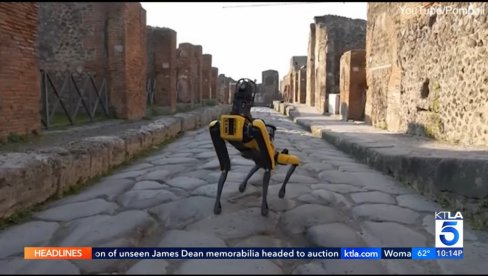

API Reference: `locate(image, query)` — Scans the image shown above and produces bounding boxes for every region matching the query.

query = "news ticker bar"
[24,247,464,260]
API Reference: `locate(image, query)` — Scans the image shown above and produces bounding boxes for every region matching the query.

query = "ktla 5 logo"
[435,211,463,248]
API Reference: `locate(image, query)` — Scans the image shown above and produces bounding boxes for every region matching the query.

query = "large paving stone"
[138,170,171,182]
[0,221,59,258]
[312,183,366,193]
[321,259,389,274]
[106,170,147,180]
[126,260,168,274]
[53,179,134,205]
[132,181,168,190]
[271,173,318,184]
[164,176,209,191]
[352,204,420,224]
[306,223,367,247]
[159,230,226,247]
[437,241,488,274]
[149,196,215,228]
[199,159,221,170]
[192,181,258,198]
[292,262,327,274]
[361,221,428,247]
[317,171,362,185]
[57,210,157,246]
[350,191,396,205]
[279,204,344,235]
[268,184,311,199]
[120,163,154,172]
[231,157,256,166]
[175,259,283,274]
[195,152,217,159]
[396,194,441,212]
[348,172,414,194]
[117,190,177,209]
[186,208,279,240]
[240,197,298,213]
[338,163,374,173]
[151,157,199,165]
[71,237,131,273]
[0,259,80,274]
[234,235,291,247]
[300,189,354,209]
[33,199,118,221]
[301,163,335,173]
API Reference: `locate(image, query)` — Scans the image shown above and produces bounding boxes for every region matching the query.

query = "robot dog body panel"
[209,78,300,216]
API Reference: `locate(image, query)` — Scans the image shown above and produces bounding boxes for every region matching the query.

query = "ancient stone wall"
[39,2,148,120]
[258,70,279,106]
[201,54,212,100]
[311,15,366,114]
[0,3,41,141]
[366,2,488,146]
[146,27,177,112]
[340,50,366,121]
[290,56,307,103]
[211,67,218,100]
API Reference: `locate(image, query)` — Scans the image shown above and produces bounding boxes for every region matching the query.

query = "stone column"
[306,23,316,106]
[147,27,177,112]
[314,23,327,114]
[298,67,307,104]
[193,45,202,104]
[201,54,212,100]
[176,43,194,104]
[211,67,218,100]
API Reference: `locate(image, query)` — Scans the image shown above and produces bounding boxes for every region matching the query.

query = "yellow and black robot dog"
[209,78,300,216]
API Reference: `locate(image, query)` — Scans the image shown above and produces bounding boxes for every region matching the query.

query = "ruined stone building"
[282,56,307,104]
[0,2,227,142]
[307,15,366,114]
[255,70,279,107]
[366,2,488,146]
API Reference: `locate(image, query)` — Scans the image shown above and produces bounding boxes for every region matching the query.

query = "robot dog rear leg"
[279,165,297,198]
[239,164,260,193]
[209,121,231,215]
[261,169,271,216]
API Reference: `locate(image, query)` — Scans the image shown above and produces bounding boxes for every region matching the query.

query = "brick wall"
[147,26,177,112]
[0,3,41,141]
[340,50,366,121]
[107,3,147,120]
[366,2,488,146]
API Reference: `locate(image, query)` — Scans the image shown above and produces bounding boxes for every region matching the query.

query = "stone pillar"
[107,3,147,120]
[193,45,202,104]
[176,43,194,104]
[315,23,327,114]
[211,67,218,100]
[147,27,177,112]
[294,72,299,103]
[0,3,41,141]
[229,82,236,104]
[340,50,366,121]
[201,54,212,100]
[306,23,316,106]
[298,67,307,104]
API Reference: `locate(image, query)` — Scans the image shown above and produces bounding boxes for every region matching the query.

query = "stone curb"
[273,101,488,225]
[0,105,231,219]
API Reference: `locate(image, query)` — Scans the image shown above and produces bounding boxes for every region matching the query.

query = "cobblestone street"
[1,107,487,274]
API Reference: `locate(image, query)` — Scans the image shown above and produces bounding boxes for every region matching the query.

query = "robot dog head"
[231,78,256,118]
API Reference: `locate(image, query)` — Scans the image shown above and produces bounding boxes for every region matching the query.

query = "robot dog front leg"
[239,164,259,193]
[209,120,231,215]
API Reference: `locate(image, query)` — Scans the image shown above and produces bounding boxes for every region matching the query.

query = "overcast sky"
[141,2,367,82]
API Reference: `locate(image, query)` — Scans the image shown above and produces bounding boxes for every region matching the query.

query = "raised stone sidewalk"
[273,101,488,229]
[0,105,231,220]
